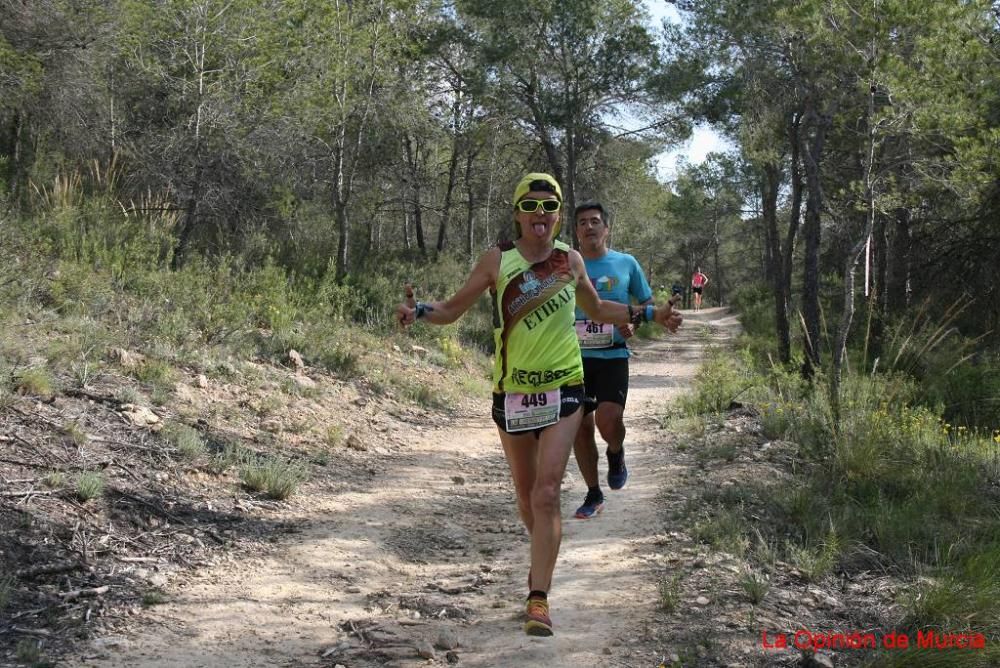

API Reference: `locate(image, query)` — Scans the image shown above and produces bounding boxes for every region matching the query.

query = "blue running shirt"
[574,250,653,359]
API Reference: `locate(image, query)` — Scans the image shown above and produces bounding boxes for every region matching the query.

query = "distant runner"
[691,266,709,311]
[396,173,682,638]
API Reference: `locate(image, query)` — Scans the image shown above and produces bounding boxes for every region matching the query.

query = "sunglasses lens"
[517,199,559,213]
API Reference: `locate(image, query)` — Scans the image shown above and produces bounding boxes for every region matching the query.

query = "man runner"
[572,201,653,519]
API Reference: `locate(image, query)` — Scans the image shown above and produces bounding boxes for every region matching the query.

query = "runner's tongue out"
[533,222,548,237]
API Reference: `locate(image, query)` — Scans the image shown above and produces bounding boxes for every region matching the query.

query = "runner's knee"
[530,481,561,515]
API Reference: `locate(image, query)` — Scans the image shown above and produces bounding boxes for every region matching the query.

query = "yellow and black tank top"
[491,240,584,394]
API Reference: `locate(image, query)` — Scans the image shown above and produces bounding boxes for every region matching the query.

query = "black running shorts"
[582,357,629,415]
[492,384,588,436]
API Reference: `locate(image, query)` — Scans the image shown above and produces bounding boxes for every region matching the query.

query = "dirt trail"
[74,308,735,668]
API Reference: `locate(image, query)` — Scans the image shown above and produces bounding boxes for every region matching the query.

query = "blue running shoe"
[607,448,628,490]
[574,489,604,519]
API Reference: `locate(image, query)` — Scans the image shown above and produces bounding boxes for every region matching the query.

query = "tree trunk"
[403,134,426,255]
[832,83,877,408]
[800,101,829,377]
[761,163,791,363]
[886,207,911,314]
[437,97,462,254]
[334,199,349,280]
[868,211,889,362]
[464,150,476,258]
[565,128,578,248]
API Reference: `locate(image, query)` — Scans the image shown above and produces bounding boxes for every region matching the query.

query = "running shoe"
[574,489,605,519]
[524,596,553,636]
[607,447,628,490]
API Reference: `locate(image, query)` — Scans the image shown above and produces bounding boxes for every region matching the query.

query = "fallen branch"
[16,561,83,578]
[59,585,109,600]
[110,489,227,545]
[63,388,121,406]
[0,489,60,498]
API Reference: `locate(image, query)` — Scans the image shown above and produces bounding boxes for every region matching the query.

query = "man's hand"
[617,323,636,339]
[654,297,683,333]
[396,283,418,327]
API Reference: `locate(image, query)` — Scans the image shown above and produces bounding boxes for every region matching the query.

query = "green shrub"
[787,534,839,582]
[0,385,14,409]
[658,573,682,612]
[692,507,749,556]
[0,573,14,612]
[208,441,253,474]
[15,638,49,667]
[739,568,770,604]
[324,424,345,448]
[678,352,755,415]
[164,423,207,460]
[75,471,104,502]
[133,358,176,385]
[239,455,307,500]
[141,589,168,606]
[14,367,54,397]
[42,471,66,488]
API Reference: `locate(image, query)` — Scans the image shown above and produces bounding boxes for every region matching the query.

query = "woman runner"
[396,173,681,637]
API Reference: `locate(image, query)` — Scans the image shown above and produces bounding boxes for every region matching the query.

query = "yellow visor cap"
[512,172,563,239]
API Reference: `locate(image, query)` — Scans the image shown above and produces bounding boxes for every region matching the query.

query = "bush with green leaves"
[678,351,756,415]
[0,573,14,612]
[14,367,54,397]
[75,471,104,502]
[164,423,207,460]
[239,455,308,500]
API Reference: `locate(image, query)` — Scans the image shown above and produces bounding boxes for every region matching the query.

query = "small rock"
[693,558,707,568]
[288,349,305,371]
[803,652,835,668]
[392,344,401,352]
[436,628,460,650]
[173,383,197,403]
[120,404,160,427]
[108,348,146,370]
[603,647,612,655]
[149,573,168,587]
[345,586,361,594]
[91,636,130,650]
[823,596,840,608]
[446,650,459,664]
[800,596,816,606]
[695,596,711,606]
[345,434,367,451]
[195,374,209,388]
[353,396,368,407]
[415,640,435,659]
[451,476,466,485]
[410,345,429,357]
[669,653,680,664]
[291,374,317,389]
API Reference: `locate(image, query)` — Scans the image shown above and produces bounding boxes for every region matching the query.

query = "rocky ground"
[3,309,906,667]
